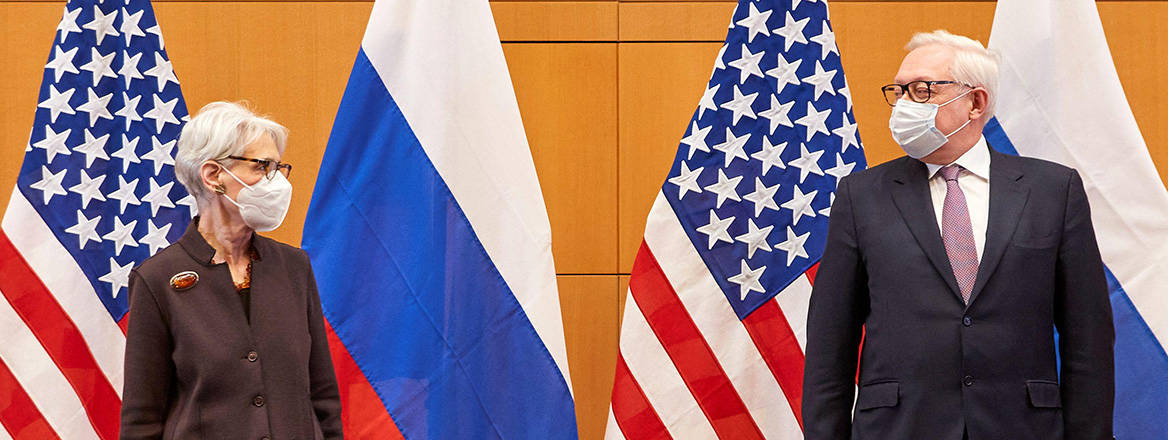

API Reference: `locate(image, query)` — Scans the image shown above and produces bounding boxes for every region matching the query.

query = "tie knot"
[940,165,962,181]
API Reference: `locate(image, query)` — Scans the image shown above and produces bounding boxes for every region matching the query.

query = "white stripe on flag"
[619,290,718,438]
[604,406,626,440]
[643,192,803,438]
[359,0,571,389]
[775,275,813,352]
[1,190,126,396]
[0,420,12,440]
[0,286,100,440]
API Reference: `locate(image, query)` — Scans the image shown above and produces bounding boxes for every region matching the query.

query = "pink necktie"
[940,165,979,304]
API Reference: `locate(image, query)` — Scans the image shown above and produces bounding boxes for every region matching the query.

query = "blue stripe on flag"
[302,49,576,440]
[1105,266,1168,439]
[985,117,1168,439]
[983,117,1018,155]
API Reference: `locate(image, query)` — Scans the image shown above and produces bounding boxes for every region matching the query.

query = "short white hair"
[906,30,1000,119]
[175,101,288,201]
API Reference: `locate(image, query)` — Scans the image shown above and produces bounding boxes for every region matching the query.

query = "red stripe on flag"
[117,314,128,336]
[610,353,672,440]
[856,328,865,385]
[324,320,404,440]
[629,242,765,439]
[804,263,820,286]
[0,230,120,440]
[741,299,805,429]
[0,357,59,439]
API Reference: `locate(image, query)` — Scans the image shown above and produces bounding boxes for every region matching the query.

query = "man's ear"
[199,161,223,194]
[969,88,990,120]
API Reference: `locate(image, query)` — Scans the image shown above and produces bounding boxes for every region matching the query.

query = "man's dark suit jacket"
[802,147,1114,440]
[120,219,342,439]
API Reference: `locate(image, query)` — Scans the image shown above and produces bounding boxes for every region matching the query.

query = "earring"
[213,184,227,194]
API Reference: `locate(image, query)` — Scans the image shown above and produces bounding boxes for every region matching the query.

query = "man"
[802,30,1114,440]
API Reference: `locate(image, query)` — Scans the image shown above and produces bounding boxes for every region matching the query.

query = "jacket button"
[247,351,258,362]
[253,395,265,407]
[962,316,972,327]
[963,375,974,387]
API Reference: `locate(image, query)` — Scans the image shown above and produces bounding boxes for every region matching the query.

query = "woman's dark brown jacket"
[119,220,342,439]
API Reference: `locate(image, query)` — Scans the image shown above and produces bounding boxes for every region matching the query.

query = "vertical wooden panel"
[618,274,630,325]
[0,3,60,217]
[1099,2,1168,188]
[617,42,720,272]
[505,43,619,274]
[558,275,620,440]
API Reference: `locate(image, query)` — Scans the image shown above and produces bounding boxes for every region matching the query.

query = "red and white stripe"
[607,193,812,440]
[0,190,125,439]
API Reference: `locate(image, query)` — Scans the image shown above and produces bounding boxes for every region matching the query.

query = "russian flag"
[300,1,578,438]
[986,1,1168,438]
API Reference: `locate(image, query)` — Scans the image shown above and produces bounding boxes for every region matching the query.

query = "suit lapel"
[888,158,963,301]
[966,151,1029,307]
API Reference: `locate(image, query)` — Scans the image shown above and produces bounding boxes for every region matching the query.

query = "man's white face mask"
[217,164,293,232]
[888,88,974,159]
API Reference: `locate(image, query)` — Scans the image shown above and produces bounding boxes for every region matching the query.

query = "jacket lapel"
[966,151,1029,307]
[888,158,963,301]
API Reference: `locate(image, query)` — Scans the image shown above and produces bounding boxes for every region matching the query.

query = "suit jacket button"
[963,375,974,387]
[962,316,972,327]
[247,351,258,362]
[253,395,265,407]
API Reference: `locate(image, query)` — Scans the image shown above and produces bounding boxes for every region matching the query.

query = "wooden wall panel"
[1099,2,1168,189]
[493,1,617,41]
[558,275,620,440]
[505,43,619,274]
[0,3,63,218]
[619,2,734,41]
[617,42,721,271]
[618,274,630,324]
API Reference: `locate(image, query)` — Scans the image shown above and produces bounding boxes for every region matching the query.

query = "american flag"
[0,0,190,437]
[605,0,865,438]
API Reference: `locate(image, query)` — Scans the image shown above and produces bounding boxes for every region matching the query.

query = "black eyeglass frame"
[881,80,974,106]
[221,155,293,180]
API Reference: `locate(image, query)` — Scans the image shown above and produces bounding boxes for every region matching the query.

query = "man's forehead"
[895,44,956,82]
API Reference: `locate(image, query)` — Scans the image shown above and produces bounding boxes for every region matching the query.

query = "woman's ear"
[969,88,990,120]
[199,161,223,194]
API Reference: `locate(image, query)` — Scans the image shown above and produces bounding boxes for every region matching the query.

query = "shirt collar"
[926,136,990,180]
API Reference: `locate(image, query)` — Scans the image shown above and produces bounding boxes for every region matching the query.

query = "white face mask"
[217,164,292,232]
[888,89,974,159]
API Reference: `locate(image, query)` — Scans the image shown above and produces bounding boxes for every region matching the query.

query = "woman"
[120,102,342,439]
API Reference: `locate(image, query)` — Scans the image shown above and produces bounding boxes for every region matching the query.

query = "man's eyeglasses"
[223,155,292,180]
[881,80,973,106]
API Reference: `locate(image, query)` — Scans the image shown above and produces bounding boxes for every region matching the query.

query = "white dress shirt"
[926,136,990,262]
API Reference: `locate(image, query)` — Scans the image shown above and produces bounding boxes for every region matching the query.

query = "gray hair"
[174,101,288,201]
[906,30,1000,119]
